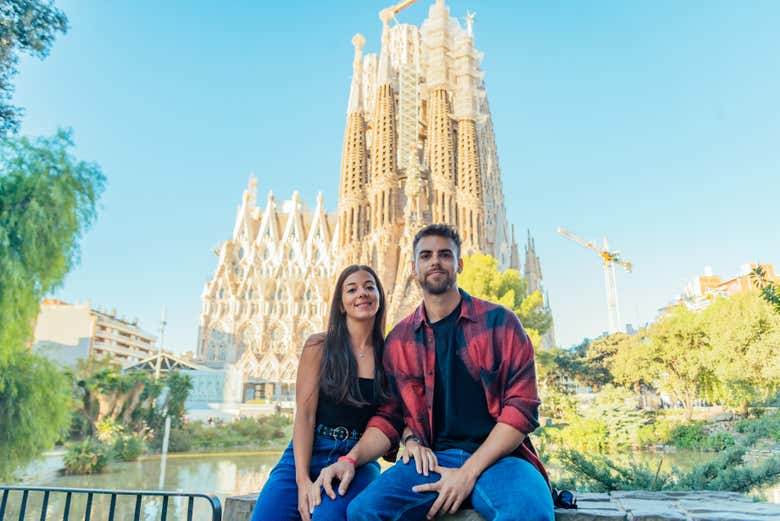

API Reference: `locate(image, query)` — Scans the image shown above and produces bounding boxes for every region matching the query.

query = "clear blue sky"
[14,1,780,351]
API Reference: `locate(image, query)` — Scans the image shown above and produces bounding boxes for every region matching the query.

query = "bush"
[64,439,110,474]
[703,431,735,451]
[734,411,780,442]
[166,427,193,453]
[669,423,707,449]
[112,435,143,461]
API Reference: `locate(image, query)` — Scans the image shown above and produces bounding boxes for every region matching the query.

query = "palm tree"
[749,265,768,289]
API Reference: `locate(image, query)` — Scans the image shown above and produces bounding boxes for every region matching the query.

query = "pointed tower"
[524,230,556,349]
[524,230,542,294]
[337,34,369,264]
[453,15,484,254]
[423,0,457,225]
[366,10,401,284]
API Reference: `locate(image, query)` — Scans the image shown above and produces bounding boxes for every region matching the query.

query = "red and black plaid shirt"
[367,289,549,485]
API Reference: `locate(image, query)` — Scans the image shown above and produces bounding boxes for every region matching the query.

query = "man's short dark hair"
[413,224,462,258]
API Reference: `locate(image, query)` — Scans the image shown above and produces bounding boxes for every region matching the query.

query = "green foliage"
[459,253,551,347]
[0,348,71,479]
[557,443,780,493]
[702,292,780,410]
[164,427,193,453]
[112,434,143,462]
[167,414,293,452]
[761,283,780,314]
[703,431,735,451]
[669,423,707,449]
[95,418,123,444]
[542,385,649,452]
[0,130,105,349]
[164,371,192,427]
[63,438,110,474]
[555,449,673,492]
[0,0,68,134]
[734,411,780,442]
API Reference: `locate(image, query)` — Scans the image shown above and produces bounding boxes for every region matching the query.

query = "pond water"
[7,448,778,520]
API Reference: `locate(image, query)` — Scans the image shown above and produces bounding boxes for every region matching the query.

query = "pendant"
[358,352,365,358]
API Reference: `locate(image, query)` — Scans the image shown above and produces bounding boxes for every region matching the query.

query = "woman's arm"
[292,333,325,487]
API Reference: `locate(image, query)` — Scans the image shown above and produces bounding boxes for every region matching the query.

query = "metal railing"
[0,486,222,521]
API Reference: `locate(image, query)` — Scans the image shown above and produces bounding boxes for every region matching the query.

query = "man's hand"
[296,479,313,521]
[401,439,438,476]
[309,459,355,510]
[412,465,477,519]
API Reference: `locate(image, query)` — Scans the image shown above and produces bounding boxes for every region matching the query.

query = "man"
[313,224,554,521]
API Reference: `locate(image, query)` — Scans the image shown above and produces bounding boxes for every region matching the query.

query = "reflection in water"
[9,449,778,519]
[12,452,281,520]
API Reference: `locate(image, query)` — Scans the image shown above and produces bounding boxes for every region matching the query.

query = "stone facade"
[197,0,559,400]
[197,181,337,402]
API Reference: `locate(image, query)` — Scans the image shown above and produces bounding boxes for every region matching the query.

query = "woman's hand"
[309,458,356,509]
[297,479,313,521]
[401,438,438,476]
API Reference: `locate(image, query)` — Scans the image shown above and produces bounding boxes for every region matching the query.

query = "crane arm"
[616,260,633,273]
[381,0,421,23]
[557,227,604,256]
[387,0,420,15]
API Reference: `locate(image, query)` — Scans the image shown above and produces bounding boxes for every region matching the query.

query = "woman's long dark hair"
[319,265,391,407]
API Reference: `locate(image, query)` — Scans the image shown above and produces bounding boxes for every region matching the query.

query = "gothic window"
[248,289,254,300]
[219,288,225,299]
[238,247,244,259]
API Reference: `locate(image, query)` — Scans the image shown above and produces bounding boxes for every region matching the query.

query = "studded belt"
[315,423,363,441]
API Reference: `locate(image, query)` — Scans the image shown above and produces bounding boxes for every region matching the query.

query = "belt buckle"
[333,426,349,441]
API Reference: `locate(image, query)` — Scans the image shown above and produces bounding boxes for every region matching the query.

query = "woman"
[251,265,390,521]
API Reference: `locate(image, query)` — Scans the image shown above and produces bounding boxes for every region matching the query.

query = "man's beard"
[420,271,455,295]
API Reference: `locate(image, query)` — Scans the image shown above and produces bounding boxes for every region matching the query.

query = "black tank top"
[315,378,377,431]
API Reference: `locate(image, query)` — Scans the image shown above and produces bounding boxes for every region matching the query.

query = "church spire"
[369,9,398,233]
[337,34,369,259]
[454,16,483,253]
[424,0,456,226]
[347,34,365,113]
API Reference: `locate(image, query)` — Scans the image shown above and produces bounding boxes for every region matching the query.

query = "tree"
[0,347,72,479]
[459,253,552,347]
[621,307,715,420]
[702,291,780,412]
[749,265,768,290]
[0,129,104,349]
[0,130,104,477]
[0,0,68,134]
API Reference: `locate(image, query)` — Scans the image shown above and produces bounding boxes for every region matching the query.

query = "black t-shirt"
[430,301,496,453]
[315,377,377,431]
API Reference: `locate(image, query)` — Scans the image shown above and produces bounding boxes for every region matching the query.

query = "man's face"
[412,235,463,295]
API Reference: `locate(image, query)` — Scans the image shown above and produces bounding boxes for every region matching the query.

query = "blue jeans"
[251,435,380,521]
[346,449,554,521]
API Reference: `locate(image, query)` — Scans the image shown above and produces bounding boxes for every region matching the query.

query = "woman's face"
[341,270,380,321]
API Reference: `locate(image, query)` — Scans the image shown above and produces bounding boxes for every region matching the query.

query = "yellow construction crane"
[380,0,422,23]
[557,227,633,334]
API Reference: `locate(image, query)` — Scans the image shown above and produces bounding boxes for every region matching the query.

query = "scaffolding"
[398,62,420,172]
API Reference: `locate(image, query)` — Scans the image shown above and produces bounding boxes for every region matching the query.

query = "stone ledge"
[224,490,780,521]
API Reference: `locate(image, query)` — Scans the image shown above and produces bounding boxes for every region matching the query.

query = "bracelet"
[338,455,356,466]
[403,434,421,446]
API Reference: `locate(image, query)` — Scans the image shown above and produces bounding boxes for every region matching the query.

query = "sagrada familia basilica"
[196,0,554,405]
